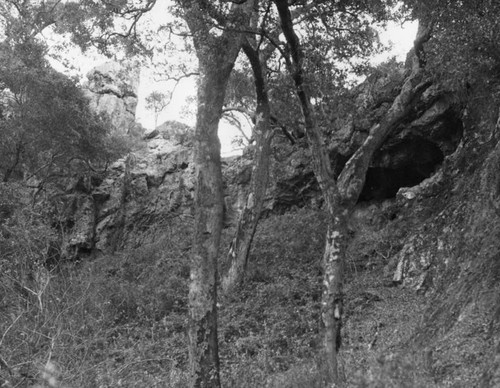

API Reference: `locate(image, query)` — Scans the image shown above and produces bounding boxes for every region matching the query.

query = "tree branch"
[337,19,435,208]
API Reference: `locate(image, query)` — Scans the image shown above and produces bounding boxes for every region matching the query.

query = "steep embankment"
[339,87,500,386]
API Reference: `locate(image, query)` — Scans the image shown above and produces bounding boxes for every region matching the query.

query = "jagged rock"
[93,137,195,251]
[60,133,195,256]
[83,61,140,134]
[143,128,160,139]
[62,60,468,254]
[60,194,96,258]
[224,142,320,215]
[396,169,445,202]
[349,76,462,201]
[156,120,194,145]
[329,62,407,156]
[392,235,432,289]
[59,61,142,258]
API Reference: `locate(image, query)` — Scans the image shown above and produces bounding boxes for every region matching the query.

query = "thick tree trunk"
[221,39,273,294]
[188,61,226,388]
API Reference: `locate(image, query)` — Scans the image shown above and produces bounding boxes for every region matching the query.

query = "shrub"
[0,199,191,387]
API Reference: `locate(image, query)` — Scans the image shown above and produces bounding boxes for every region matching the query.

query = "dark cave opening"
[358,136,446,202]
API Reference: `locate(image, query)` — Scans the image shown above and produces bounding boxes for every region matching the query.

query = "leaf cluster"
[404,0,500,88]
[0,39,126,185]
[53,0,156,57]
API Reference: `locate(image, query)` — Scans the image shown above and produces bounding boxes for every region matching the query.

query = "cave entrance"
[359,136,446,202]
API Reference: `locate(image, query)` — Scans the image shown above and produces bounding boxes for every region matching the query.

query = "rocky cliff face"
[62,59,467,259]
[83,61,140,135]
[61,126,195,258]
[343,83,500,385]
[57,53,500,385]
[226,63,464,214]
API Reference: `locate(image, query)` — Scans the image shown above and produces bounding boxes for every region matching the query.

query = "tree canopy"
[0,1,128,185]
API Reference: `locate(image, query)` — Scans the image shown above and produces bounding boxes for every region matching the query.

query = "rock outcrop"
[62,59,465,256]
[84,61,140,135]
[94,134,194,251]
[61,131,195,258]
[228,64,464,213]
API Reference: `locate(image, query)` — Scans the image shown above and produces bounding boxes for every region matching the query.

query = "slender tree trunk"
[337,20,434,208]
[274,1,346,383]
[275,5,434,383]
[176,2,256,386]
[221,39,273,294]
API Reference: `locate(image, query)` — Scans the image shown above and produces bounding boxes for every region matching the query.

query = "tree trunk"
[221,39,273,294]
[275,6,435,383]
[337,20,434,208]
[274,1,346,384]
[188,61,226,387]
[176,2,256,386]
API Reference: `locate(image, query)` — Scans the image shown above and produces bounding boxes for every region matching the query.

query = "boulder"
[83,61,140,135]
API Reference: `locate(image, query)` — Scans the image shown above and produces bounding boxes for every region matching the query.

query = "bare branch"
[153,71,199,84]
[222,111,252,143]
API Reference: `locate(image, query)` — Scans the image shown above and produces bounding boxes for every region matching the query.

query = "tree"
[221,37,275,294]
[9,1,253,384]
[0,6,123,187]
[273,0,433,383]
[220,0,284,294]
[221,0,390,293]
[145,90,169,128]
[402,0,500,88]
[170,2,256,386]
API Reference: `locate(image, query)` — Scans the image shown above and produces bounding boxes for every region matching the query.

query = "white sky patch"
[136,73,197,128]
[372,20,418,64]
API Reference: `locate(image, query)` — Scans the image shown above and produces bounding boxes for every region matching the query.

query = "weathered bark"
[175,2,256,387]
[188,62,226,388]
[221,38,274,294]
[274,1,346,383]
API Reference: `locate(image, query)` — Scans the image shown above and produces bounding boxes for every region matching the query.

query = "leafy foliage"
[0,39,128,184]
[403,0,500,88]
[0,214,191,387]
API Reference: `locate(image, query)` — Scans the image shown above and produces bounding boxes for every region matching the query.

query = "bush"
[0,201,191,387]
[219,208,326,385]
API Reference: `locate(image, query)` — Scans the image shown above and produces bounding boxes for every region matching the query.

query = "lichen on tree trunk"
[320,216,348,383]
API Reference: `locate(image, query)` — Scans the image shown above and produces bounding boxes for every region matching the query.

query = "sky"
[47,13,418,156]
